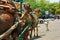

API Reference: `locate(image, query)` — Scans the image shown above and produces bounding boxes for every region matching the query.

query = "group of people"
[0,0,41,40]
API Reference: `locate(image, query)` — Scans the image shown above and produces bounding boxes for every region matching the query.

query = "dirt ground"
[32,19,60,40]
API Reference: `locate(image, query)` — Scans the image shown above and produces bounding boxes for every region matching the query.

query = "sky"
[36,0,60,3]
[50,0,60,3]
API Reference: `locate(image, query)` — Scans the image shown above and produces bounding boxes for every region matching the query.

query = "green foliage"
[55,8,60,14]
[23,0,60,15]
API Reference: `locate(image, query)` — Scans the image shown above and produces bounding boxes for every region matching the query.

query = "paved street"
[33,19,60,40]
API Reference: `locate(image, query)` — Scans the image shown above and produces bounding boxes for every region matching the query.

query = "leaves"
[23,0,60,15]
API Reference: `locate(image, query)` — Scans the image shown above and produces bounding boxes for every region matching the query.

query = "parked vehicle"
[40,14,54,19]
[38,19,44,24]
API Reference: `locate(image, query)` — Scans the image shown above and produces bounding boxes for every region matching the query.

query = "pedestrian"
[45,20,49,31]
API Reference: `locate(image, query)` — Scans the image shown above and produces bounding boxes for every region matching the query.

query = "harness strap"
[0,5,14,9]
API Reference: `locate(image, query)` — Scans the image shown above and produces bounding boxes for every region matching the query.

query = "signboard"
[45,11,49,15]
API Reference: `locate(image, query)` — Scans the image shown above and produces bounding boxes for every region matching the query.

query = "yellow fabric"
[13,2,20,9]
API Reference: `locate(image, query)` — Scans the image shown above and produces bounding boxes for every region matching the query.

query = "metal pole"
[20,2,23,14]
[19,0,23,14]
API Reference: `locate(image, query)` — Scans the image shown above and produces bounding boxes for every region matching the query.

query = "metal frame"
[14,0,23,13]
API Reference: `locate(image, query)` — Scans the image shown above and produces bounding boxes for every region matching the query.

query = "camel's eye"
[2,1,6,4]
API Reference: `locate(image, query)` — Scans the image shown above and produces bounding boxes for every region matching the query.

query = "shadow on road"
[32,36,41,40]
[32,34,46,40]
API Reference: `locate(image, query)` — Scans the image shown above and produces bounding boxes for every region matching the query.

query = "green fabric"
[13,0,23,2]
[18,36,23,40]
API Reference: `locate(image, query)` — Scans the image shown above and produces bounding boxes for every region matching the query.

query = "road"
[32,19,60,40]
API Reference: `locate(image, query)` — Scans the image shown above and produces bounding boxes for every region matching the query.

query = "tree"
[36,0,50,14]
[23,0,60,15]
[23,0,37,9]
